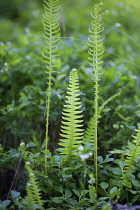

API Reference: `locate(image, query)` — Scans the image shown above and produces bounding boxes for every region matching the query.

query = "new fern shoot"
[59,69,84,164]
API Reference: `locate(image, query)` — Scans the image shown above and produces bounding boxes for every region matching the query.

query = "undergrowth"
[0,0,140,209]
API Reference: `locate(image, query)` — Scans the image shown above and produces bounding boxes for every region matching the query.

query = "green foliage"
[123,125,140,174]
[59,69,84,163]
[101,203,111,210]
[1,0,140,209]
[117,124,140,201]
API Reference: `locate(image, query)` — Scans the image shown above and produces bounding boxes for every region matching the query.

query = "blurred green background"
[0,0,140,154]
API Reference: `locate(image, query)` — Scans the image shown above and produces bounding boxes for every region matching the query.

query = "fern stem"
[68,77,75,164]
[94,76,98,192]
[45,73,52,173]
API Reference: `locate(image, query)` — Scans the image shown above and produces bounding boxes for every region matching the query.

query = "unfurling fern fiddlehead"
[42,0,60,172]
[117,124,140,201]
[59,69,84,164]
[87,2,109,192]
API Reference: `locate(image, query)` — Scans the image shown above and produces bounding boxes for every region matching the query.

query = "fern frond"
[25,183,36,209]
[84,91,121,147]
[117,124,140,201]
[25,162,44,210]
[42,0,61,172]
[88,3,108,80]
[42,0,60,73]
[123,129,140,173]
[59,69,84,163]
[84,115,96,147]
[87,2,108,192]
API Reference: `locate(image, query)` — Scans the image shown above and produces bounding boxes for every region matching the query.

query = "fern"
[84,114,96,149]
[42,0,60,172]
[20,144,44,209]
[25,162,44,210]
[59,69,84,164]
[117,124,140,201]
[87,2,108,192]
[84,91,121,147]
[25,183,35,208]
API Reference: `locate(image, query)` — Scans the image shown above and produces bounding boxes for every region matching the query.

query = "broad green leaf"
[98,186,108,197]
[2,200,11,207]
[72,189,80,198]
[100,182,109,190]
[11,190,20,199]
[89,185,96,202]
[98,156,103,163]
[51,197,62,203]
[65,190,72,198]
[123,180,131,188]
[109,187,118,199]
[88,178,95,185]
[81,190,89,197]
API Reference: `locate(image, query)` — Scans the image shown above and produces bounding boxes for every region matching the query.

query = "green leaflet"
[117,124,140,200]
[59,69,84,163]
[42,0,60,172]
[87,2,108,193]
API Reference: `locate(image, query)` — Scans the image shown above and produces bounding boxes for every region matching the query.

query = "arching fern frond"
[117,124,140,201]
[59,69,84,164]
[42,0,61,172]
[84,91,121,149]
[87,2,108,192]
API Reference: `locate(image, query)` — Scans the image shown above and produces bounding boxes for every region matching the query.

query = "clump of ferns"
[117,124,140,202]
[59,69,84,165]
[87,2,109,192]
[42,0,61,172]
